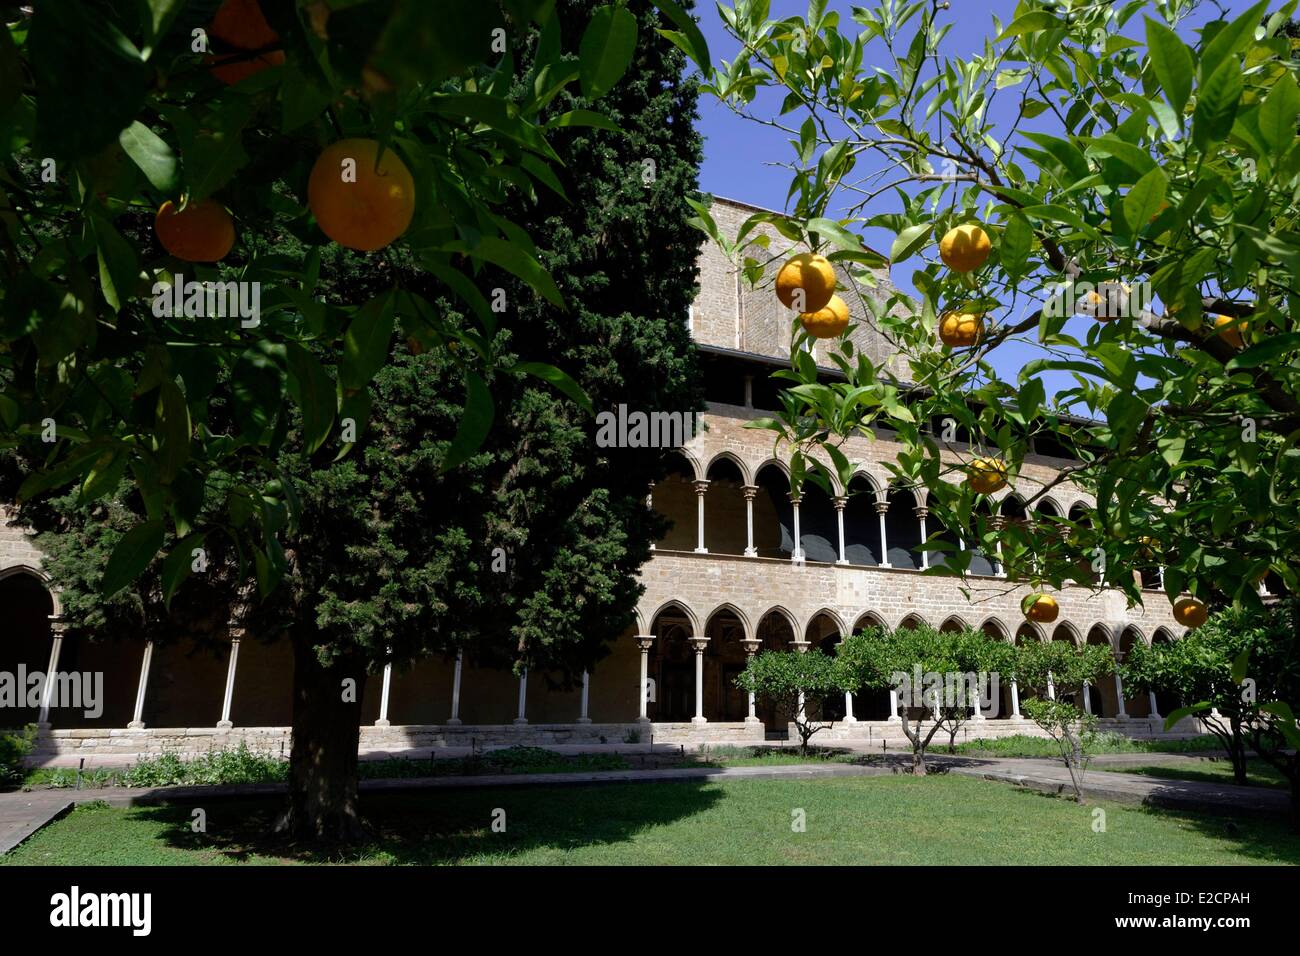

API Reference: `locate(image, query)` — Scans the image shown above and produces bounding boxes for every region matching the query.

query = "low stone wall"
[29,715,1206,761]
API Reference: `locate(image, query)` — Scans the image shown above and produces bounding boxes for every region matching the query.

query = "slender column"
[915,506,930,570]
[875,500,892,567]
[647,482,655,551]
[514,670,529,724]
[832,496,848,565]
[742,485,759,557]
[693,479,710,553]
[1010,680,1021,718]
[971,676,984,720]
[38,618,66,727]
[792,639,810,721]
[217,637,241,729]
[577,670,592,723]
[789,492,804,562]
[838,639,857,722]
[1046,670,1056,701]
[1082,680,1092,715]
[688,637,709,724]
[887,687,901,722]
[128,641,155,729]
[636,636,655,722]
[991,515,1006,577]
[376,656,393,727]
[1114,669,1129,718]
[741,639,761,723]
[1148,691,1161,720]
[447,649,463,725]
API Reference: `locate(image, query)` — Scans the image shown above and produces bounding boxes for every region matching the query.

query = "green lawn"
[954,734,1224,758]
[5,773,1297,866]
[1106,759,1290,791]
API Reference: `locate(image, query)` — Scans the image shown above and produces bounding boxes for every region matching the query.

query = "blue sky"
[690,0,1265,399]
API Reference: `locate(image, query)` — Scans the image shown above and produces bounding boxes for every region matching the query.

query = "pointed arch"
[804,607,849,640]
[1015,620,1046,644]
[703,602,754,643]
[897,612,930,630]
[1051,620,1083,646]
[979,616,1011,642]
[705,450,752,486]
[852,610,887,634]
[939,614,971,633]
[0,564,61,616]
[756,604,799,635]
[647,599,700,635]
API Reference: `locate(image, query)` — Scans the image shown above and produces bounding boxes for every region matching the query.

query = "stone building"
[2,198,1197,760]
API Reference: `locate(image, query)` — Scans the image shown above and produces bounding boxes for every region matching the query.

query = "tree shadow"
[144,780,726,864]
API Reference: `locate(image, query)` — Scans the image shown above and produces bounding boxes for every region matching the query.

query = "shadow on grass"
[144,781,726,864]
[1108,762,1288,791]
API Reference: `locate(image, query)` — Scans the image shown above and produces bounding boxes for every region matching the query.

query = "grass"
[691,744,861,767]
[954,733,1225,758]
[1106,758,1290,791]
[4,774,1297,866]
[19,745,630,791]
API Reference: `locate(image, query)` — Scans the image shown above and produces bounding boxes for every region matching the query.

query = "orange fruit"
[155,199,236,262]
[207,0,284,85]
[775,253,836,312]
[967,457,1008,495]
[938,311,984,347]
[1172,597,1208,628]
[798,294,850,339]
[1076,282,1130,321]
[939,223,991,273]
[1025,594,1059,623]
[308,139,416,251]
[1212,314,1245,350]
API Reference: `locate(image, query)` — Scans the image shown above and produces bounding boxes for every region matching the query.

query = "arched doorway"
[1118,626,1150,716]
[651,452,697,552]
[0,569,54,728]
[705,606,750,721]
[703,456,747,556]
[1085,625,1117,716]
[884,486,922,569]
[843,475,882,565]
[851,611,891,719]
[806,611,846,721]
[755,608,796,735]
[754,463,794,559]
[647,603,695,722]
[1151,628,1181,716]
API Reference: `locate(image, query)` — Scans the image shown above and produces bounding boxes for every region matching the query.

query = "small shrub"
[0,726,36,786]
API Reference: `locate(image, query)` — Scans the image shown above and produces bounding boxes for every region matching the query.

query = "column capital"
[740,639,762,655]
[741,484,759,500]
[914,505,929,518]
[692,479,711,495]
[635,634,656,651]
[874,500,890,515]
[787,491,803,505]
[687,637,709,653]
[48,616,68,637]
[831,495,848,510]
[790,640,811,653]
[989,515,1006,531]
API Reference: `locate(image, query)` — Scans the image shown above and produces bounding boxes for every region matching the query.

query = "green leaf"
[156,377,191,482]
[119,121,180,194]
[546,109,621,131]
[101,519,164,598]
[341,292,395,392]
[513,361,593,414]
[1001,212,1032,280]
[1200,0,1269,81]
[1163,702,1210,732]
[808,216,865,252]
[1225,331,1300,370]
[90,211,139,313]
[996,11,1063,41]
[1123,166,1167,235]
[285,344,337,453]
[1259,71,1300,153]
[441,371,494,472]
[160,531,206,609]
[1144,17,1193,116]
[231,346,285,442]
[441,236,564,307]
[1193,59,1244,151]
[890,222,932,263]
[650,0,711,69]
[579,6,639,100]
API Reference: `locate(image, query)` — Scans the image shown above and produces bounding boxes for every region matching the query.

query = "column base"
[374,719,390,728]
[513,718,529,725]
[885,715,902,723]
[690,716,708,725]
[841,717,858,724]
[127,721,146,730]
[445,718,462,726]
[637,716,652,724]
[693,547,709,554]
[744,716,761,725]
[216,720,233,730]
[576,717,592,724]
[835,559,849,566]
[743,548,757,557]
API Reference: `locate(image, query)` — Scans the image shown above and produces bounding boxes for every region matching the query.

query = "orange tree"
[0,0,707,836]
[684,0,1300,813]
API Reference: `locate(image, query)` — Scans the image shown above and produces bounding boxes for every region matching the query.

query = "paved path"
[0,790,74,855]
[934,755,1291,815]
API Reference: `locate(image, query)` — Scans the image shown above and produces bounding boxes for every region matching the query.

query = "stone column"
[1046,670,1056,701]
[128,640,155,730]
[832,496,848,565]
[741,638,761,724]
[647,482,655,551]
[447,649,463,725]
[887,688,901,722]
[1082,680,1092,715]
[971,674,984,721]
[792,639,810,721]
[1114,670,1129,718]
[578,670,592,723]
[514,670,528,725]
[693,479,710,553]
[742,485,759,557]
[875,500,891,567]
[636,635,654,722]
[789,492,804,562]
[991,516,1007,577]
[37,618,66,728]
[218,636,241,730]
[838,639,857,723]
[376,657,393,727]
[1010,680,1021,719]
[1148,691,1161,720]
[915,506,929,570]
[689,637,709,724]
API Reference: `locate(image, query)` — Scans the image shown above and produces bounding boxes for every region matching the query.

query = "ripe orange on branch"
[207,0,285,85]
[966,457,1008,495]
[1212,314,1246,350]
[798,294,849,339]
[939,223,991,273]
[1172,597,1208,629]
[775,253,837,312]
[154,199,236,262]
[1023,593,1059,623]
[938,311,984,347]
[308,139,416,251]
